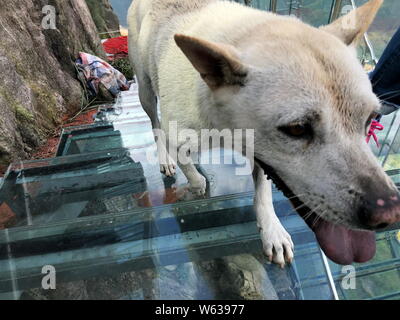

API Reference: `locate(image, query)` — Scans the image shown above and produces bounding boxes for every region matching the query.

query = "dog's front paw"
[189,174,207,196]
[259,220,294,268]
[160,163,176,177]
[159,154,177,177]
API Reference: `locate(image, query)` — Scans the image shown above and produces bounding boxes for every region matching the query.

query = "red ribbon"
[366,120,384,147]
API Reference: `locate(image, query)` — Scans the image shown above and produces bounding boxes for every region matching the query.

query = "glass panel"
[0,85,336,300]
[370,111,400,162]
[275,0,333,26]
[233,0,336,25]
[330,230,400,300]
[378,111,400,171]
[248,0,271,10]
[2,80,399,300]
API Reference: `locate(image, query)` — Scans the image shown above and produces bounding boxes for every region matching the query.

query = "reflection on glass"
[276,0,332,26]
[355,0,400,58]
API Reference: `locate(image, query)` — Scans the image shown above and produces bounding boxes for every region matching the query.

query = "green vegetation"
[111,57,134,80]
[14,105,35,123]
[28,82,59,127]
[0,88,34,123]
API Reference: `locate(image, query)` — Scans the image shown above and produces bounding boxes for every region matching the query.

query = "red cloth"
[102,36,128,58]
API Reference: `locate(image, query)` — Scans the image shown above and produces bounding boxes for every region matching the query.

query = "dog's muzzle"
[254,158,377,265]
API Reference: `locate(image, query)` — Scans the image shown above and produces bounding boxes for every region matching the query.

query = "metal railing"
[329,0,343,23]
[269,0,277,12]
[349,0,379,65]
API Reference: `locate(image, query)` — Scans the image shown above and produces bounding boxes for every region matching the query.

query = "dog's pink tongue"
[313,220,376,265]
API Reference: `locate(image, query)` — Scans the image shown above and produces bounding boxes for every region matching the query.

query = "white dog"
[128,0,400,267]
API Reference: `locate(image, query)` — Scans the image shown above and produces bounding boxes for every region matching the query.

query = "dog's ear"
[174,34,247,90]
[320,0,383,46]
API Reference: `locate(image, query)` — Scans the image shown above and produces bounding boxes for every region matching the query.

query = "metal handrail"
[320,249,340,300]
[269,0,277,12]
[329,0,343,23]
[350,0,379,65]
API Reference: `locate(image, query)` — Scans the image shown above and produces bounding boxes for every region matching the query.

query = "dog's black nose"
[358,193,400,229]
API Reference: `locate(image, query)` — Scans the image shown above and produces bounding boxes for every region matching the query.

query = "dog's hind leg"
[137,74,177,176]
[137,74,159,129]
[253,163,294,268]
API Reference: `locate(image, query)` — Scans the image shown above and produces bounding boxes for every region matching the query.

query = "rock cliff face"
[86,0,120,37]
[0,0,106,167]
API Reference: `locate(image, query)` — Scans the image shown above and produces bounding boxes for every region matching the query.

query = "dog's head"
[175,0,400,264]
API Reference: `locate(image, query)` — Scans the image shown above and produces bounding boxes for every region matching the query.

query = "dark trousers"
[370,27,400,115]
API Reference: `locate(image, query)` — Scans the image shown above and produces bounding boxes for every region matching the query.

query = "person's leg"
[370,27,400,114]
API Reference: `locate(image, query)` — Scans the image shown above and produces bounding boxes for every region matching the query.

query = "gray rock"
[86,0,120,37]
[196,254,279,300]
[0,0,106,167]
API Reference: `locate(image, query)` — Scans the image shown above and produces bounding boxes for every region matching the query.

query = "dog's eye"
[279,124,313,139]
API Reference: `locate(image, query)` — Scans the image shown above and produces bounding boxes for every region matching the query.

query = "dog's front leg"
[253,163,294,268]
[177,146,207,196]
[156,135,177,177]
